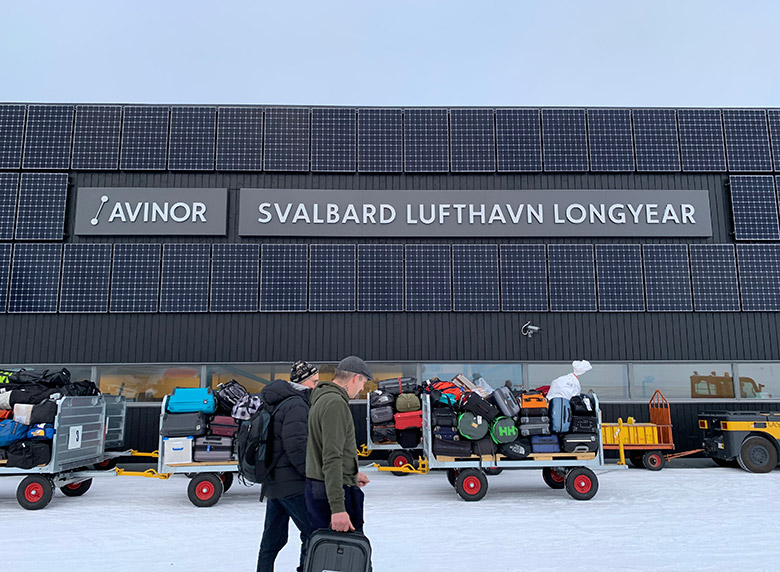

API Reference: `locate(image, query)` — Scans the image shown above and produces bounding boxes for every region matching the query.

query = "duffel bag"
[396,428,421,449]
[395,393,421,412]
[570,394,597,416]
[369,390,394,409]
[560,433,598,453]
[456,412,489,441]
[371,424,396,443]
[8,368,70,388]
[26,423,55,440]
[499,438,532,460]
[0,390,11,409]
[394,411,422,430]
[29,401,57,425]
[6,440,51,469]
[431,407,458,427]
[571,415,598,433]
[0,419,30,447]
[424,379,463,405]
[60,380,100,396]
[370,405,394,424]
[214,380,249,413]
[490,416,519,444]
[472,436,497,456]
[432,437,472,458]
[458,392,499,422]
[377,377,419,396]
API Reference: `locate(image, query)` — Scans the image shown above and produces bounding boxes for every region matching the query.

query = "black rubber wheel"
[629,454,645,469]
[643,450,666,471]
[187,473,224,507]
[220,472,234,492]
[483,467,503,476]
[60,478,93,497]
[455,468,488,502]
[712,457,739,468]
[738,436,778,474]
[17,476,54,510]
[446,468,460,488]
[93,458,117,471]
[542,467,566,489]
[388,450,414,477]
[565,467,599,501]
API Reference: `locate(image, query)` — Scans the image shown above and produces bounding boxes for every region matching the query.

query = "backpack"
[231,393,264,421]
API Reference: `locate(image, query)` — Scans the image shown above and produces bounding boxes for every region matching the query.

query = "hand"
[331,511,354,532]
[356,472,370,487]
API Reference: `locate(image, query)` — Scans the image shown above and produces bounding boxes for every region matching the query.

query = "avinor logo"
[75,188,228,236]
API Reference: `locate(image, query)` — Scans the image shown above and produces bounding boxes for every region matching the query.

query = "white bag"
[0,390,11,410]
[13,403,33,425]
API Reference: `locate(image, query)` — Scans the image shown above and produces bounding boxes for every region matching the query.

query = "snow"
[1,460,778,572]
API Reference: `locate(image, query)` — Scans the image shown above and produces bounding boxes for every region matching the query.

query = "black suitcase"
[432,437,473,457]
[459,392,499,422]
[369,405,394,424]
[570,394,597,416]
[520,407,549,418]
[431,408,458,427]
[160,412,207,437]
[472,436,497,456]
[571,415,598,433]
[193,436,234,461]
[433,426,459,440]
[304,528,372,572]
[560,433,598,453]
[519,415,549,425]
[376,377,418,395]
[499,438,531,460]
[214,379,249,413]
[518,421,551,437]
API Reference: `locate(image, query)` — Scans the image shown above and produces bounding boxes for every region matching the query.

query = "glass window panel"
[527,363,628,399]
[736,364,780,399]
[207,364,282,395]
[419,363,523,392]
[0,364,93,383]
[632,363,734,400]
[98,365,200,402]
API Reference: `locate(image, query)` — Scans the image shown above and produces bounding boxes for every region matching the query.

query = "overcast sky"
[3,0,780,107]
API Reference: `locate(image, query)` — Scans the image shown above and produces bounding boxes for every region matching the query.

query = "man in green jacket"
[305,355,372,532]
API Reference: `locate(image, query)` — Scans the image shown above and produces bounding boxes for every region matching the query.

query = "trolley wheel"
[187,473,224,507]
[60,478,93,497]
[388,450,414,476]
[446,468,460,488]
[542,467,566,489]
[712,457,739,468]
[738,436,778,474]
[565,467,599,501]
[220,472,234,492]
[17,476,54,510]
[455,468,488,502]
[93,458,117,471]
[643,450,666,471]
[483,467,503,476]
[629,454,645,469]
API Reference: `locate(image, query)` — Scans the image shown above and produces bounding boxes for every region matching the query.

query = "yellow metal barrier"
[372,457,429,475]
[115,468,172,480]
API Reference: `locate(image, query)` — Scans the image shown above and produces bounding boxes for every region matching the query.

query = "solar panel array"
[737,244,780,311]
[450,109,495,172]
[542,109,588,172]
[0,105,26,169]
[404,244,451,311]
[15,173,68,240]
[547,245,596,311]
[110,244,161,313]
[404,109,449,172]
[210,244,259,312]
[723,110,772,172]
[0,244,9,310]
[0,174,18,240]
[678,109,727,172]
[768,110,780,171]
[216,107,263,171]
[500,244,548,311]
[729,175,780,240]
[60,244,112,312]
[8,244,62,313]
[587,109,635,171]
[689,244,740,311]
[309,245,356,311]
[264,108,310,171]
[120,106,169,170]
[22,105,74,170]
[260,244,308,312]
[631,109,681,171]
[452,245,500,311]
[71,105,122,170]
[160,244,211,312]
[357,245,404,311]
[357,109,402,172]
[496,109,542,172]
[168,107,216,171]
[643,245,692,311]
[596,245,645,311]
[311,108,356,172]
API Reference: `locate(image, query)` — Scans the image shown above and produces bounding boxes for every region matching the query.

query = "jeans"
[256,493,312,572]
[304,478,365,531]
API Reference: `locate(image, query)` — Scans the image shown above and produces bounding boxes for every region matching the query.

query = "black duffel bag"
[8,368,71,388]
[499,438,532,460]
[6,440,51,469]
[570,394,597,417]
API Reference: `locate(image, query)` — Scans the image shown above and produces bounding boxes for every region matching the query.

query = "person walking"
[305,356,372,533]
[256,360,319,572]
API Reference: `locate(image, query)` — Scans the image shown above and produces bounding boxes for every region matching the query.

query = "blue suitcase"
[166,388,216,414]
[549,397,572,433]
[531,435,561,453]
[304,528,372,572]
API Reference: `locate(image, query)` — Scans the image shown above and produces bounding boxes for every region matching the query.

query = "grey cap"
[336,356,373,381]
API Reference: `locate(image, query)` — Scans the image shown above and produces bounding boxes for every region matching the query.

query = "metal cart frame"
[365,400,423,474]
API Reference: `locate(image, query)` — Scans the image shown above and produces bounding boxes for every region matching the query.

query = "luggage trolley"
[365,402,423,476]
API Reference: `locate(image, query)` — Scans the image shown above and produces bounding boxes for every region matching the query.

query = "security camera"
[521,321,541,337]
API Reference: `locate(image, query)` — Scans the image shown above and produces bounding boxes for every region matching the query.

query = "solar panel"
[723,109,772,172]
[311,108,356,172]
[496,109,542,172]
[160,244,210,312]
[0,105,25,169]
[260,244,308,312]
[15,173,68,240]
[357,109,402,172]
[677,109,726,172]
[452,245,499,311]
[404,244,451,311]
[309,245,355,311]
[0,244,10,311]
[768,110,780,172]
[642,245,692,312]
[59,244,111,312]
[450,109,495,172]
[499,244,548,311]
[737,244,780,311]
[587,109,635,172]
[168,106,217,171]
[632,109,680,171]
[120,106,169,170]
[689,244,740,312]
[404,109,449,172]
[729,175,780,240]
[0,174,18,240]
[210,244,259,312]
[595,245,644,311]
[21,105,74,169]
[71,105,121,170]
[110,244,161,313]
[264,107,310,171]
[8,243,61,313]
[541,109,588,172]
[216,107,263,171]
[357,244,403,311]
[548,245,596,311]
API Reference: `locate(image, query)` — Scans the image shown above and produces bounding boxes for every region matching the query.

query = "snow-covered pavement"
[1,461,778,572]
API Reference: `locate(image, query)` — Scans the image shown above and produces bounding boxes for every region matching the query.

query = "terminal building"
[1,103,779,452]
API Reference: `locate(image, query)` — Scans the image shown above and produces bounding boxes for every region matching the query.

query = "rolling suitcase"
[160,412,207,437]
[560,433,598,453]
[209,415,239,437]
[530,435,560,453]
[492,386,520,418]
[433,437,473,457]
[370,405,394,424]
[377,377,418,395]
[518,421,551,437]
[166,388,216,414]
[549,397,572,434]
[519,391,548,411]
[433,426,459,440]
[458,392,499,422]
[214,380,248,413]
[571,415,598,433]
[519,415,549,424]
[193,436,233,462]
[304,528,372,572]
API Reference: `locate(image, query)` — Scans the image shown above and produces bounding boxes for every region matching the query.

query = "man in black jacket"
[256,361,319,572]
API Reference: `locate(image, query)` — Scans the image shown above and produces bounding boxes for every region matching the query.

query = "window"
[420,363,523,392]
[736,364,780,399]
[527,363,629,400]
[207,364,283,394]
[98,365,200,402]
[632,363,734,399]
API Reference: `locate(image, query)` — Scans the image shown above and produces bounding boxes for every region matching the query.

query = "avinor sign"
[238,189,712,237]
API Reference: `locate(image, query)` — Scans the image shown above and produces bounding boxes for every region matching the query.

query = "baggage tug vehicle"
[699,411,780,473]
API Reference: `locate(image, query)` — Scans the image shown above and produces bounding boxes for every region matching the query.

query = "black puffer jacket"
[260,379,311,499]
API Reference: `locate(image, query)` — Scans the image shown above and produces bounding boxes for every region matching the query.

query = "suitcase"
[193,436,234,462]
[433,426,459,441]
[431,408,458,427]
[519,415,549,424]
[459,392,499,422]
[396,428,421,449]
[370,405,394,424]
[530,434,560,453]
[549,397,572,433]
[518,421,551,437]
[521,408,549,417]
[490,416,519,444]
[163,436,193,464]
[456,412,489,440]
[377,377,418,395]
[369,390,394,408]
[519,391,548,410]
[570,394,597,416]
[370,424,396,443]
[560,433,598,453]
[395,393,421,412]
[571,416,598,433]
[214,380,248,413]
[492,386,521,418]
[167,388,216,414]
[433,437,473,457]
[394,410,422,430]
[472,436,497,456]
[160,412,207,437]
[304,528,372,572]
[209,415,239,437]
[499,438,531,460]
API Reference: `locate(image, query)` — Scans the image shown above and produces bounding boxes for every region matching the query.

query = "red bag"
[394,411,422,430]
[208,415,239,437]
[425,380,463,401]
[0,410,11,420]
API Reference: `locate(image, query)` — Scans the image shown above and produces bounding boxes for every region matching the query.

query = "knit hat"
[290,360,318,384]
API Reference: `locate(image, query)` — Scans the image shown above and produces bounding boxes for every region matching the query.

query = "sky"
[3,0,780,107]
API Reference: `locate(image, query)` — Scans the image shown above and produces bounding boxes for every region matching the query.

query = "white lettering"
[380,204,396,223]
[192,202,206,222]
[419,204,435,225]
[109,202,127,222]
[505,204,525,224]
[143,202,149,222]
[292,203,310,223]
[488,204,507,224]
[554,204,565,223]
[407,204,417,224]
[327,204,339,223]
[312,204,324,223]
[126,202,142,223]
[438,204,451,224]
[152,202,168,222]
[453,204,467,224]
[662,204,680,224]
[608,204,626,224]
[646,204,659,223]
[589,204,605,224]
[528,204,543,224]
[343,204,360,224]
[274,203,293,223]
[363,204,377,224]
[627,204,644,224]
[469,204,485,224]
[681,204,696,223]
[257,203,272,223]
[170,202,190,222]
[567,204,586,224]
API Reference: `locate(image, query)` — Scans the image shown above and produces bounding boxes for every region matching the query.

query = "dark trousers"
[256,493,312,572]
[304,478,365,531]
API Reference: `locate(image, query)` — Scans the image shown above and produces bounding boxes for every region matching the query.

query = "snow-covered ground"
[1,461,778,572]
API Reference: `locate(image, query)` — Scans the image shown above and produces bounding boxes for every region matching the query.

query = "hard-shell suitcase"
[193,435,234,462]
[370,424,396,443]
[570,394,597,416]
[214,380,248,413]
[459,392,499,422]
[490,416,519,444]
[369,390,394,409]
[160,412,207,437]
[560,433,598,453]
[370,405,394,424]
[521,408,549,418]
[530,434,560,453]
[492,386,521,418]
[304,528,372,572]
[167,388,216,414]
[518,421,551,437]
[499,438,532,460]
[571,415,598,433]
[433,437,473,458]
[433,426,459,440]
[472,436,497,456]
[377,377,418,395]
[209,415,239,437]
[395,393,421,412]
[519,415,550,424]
[394,410,422,430]
[519,391,548,410]
[549,397,572,434]
[431,408,458,427]
[456,412,489,440]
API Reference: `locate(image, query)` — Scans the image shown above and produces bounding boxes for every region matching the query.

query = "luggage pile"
[160,380,248,464]
[368,377,422,449]
[0,368,100,469]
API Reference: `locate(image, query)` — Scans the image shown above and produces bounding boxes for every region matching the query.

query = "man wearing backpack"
[256,360,319,572]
